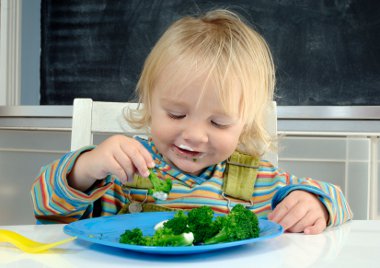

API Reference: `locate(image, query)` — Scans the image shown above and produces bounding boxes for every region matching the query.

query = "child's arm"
[31,135,154,223]
[31,146,111,223]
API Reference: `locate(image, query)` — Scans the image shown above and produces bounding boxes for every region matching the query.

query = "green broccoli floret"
[119,228,148,245]
[212,214,227,231]
[163,210,189,235]
[147,169,172,200]
[204,204,260,245]
[187,206,219,244]
[147,228,194,246]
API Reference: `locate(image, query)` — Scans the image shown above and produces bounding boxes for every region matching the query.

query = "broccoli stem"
[203,230,228,245]
[148,229,194,246]
[152,232,194,246]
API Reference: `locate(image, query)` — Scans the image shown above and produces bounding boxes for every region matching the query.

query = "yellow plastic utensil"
[0,229,76,253]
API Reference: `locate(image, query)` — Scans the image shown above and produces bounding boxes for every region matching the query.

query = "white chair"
[71,98,278,165]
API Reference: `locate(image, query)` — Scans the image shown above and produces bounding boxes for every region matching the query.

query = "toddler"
[31,9,352,234]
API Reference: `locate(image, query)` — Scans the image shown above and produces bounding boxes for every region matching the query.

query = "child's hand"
[267,190,329,235]
[68,135,155,191]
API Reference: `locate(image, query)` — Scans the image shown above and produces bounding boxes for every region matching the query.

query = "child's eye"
[168,113,186,120]
[211,120,229,129]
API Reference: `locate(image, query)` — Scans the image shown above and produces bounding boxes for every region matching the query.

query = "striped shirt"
[31,137,352,226]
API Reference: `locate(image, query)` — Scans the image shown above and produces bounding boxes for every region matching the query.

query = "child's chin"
[172,159,204,175]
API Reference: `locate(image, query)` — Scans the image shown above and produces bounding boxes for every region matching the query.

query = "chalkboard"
[40,0,380,105]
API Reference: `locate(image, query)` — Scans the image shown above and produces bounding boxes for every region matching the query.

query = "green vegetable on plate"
[119,204,259,246]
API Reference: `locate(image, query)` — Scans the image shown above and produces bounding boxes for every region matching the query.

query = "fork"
[0,229,76,253]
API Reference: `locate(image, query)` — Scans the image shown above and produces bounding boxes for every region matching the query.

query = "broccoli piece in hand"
[147,169,172,200]
[204,204,260,245]
[119,228,148,245]
[147,228,194,246]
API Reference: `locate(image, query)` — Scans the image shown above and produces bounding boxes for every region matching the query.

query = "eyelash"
[167,113,229,129]
[167,113,185,120]
[211,121,229,129]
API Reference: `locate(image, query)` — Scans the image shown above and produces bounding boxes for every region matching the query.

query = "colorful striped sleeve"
[30,146,115,224]
[269,166,353,227]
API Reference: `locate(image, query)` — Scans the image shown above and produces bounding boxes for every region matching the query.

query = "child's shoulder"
[134,135,148,144]
[258,159,277,170]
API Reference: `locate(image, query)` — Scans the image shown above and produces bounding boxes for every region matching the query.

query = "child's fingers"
[107,158,128,183]
[304,218,326,235]
[278,203,308,231]
[121,141,154,172]
[130,152,151,178]
[119,143,152,177]
[286,211,315,233]
[268,197,297,225]
[113,153,136,182]
[137,145,155,168]
[269,191,328,234]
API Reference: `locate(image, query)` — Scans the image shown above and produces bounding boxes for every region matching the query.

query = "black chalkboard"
[40,0,380,105]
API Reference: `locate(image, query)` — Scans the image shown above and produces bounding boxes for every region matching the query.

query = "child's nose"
[181,121,208,144]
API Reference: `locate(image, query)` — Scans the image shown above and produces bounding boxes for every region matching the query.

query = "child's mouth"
[173,144,204,159]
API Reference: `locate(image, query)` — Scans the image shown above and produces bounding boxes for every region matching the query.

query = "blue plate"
[63,212,283,255]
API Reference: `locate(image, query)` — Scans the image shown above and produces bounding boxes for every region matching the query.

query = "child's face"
[150,70,244,176]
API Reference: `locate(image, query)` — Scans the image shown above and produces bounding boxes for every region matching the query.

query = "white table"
[0,220,379,268]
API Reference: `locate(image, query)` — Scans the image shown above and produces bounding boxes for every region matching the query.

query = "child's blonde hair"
[127,9,276,157]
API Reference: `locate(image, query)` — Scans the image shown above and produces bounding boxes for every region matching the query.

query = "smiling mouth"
[173,145,204,159]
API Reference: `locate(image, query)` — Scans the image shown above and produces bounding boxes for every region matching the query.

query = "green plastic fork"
[0,229,76,253]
